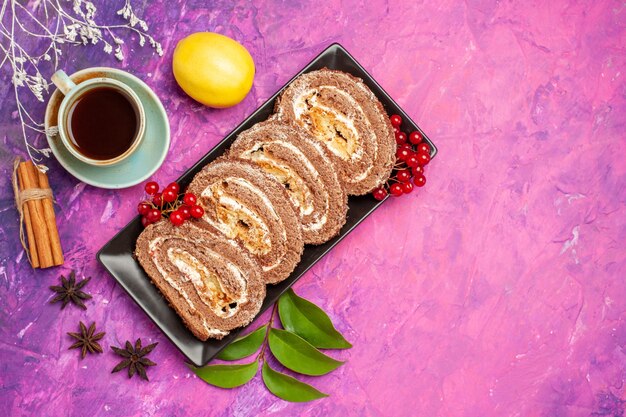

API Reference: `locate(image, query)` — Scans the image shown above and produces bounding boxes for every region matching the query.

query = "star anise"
[67,321,105,359]
[50,271,92,310]
[111,339,158,381]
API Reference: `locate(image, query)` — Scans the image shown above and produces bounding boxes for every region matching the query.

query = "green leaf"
[217,325,266,361]
[261,362,328,402]
[268,328,343,376]
[278,289,352,349]
[189,361,258,388]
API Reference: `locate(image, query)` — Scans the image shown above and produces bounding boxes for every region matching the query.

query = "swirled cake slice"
[135,221,266,340]
[274,68,395,195]
[187,157,304,284]
[228,119,347,244]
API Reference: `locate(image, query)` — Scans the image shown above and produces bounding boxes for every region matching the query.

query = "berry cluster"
[137,181,204,227]
[372,114,431,200]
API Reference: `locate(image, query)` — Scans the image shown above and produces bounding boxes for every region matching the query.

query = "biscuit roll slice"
[274,68,396,195]
[187,158,304,284]
[135,221,266,341]
[228,119,347,245]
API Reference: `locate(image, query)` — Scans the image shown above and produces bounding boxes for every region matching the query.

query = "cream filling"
[293,87,363,161]
[201,177,287,272]
[150,238,196,310]
[149,238,225,336]
[243,147,314,216]
[229,177,286,272]
[206,327,229,337]
[241,141,332,231]
[293,87,375,183]
[228,177,285,238]
[278,141,331,231]
[306,213,327,232]
[202,184,272,255]
[168,248,248,319]
[327,87,379,182]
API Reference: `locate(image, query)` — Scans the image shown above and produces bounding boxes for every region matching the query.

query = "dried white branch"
[0,0,163,168]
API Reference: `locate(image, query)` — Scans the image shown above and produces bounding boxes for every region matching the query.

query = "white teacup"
[51,70,146,166]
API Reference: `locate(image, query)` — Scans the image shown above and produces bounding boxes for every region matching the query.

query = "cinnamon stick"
[18,162,54,268]
[36,167,64,266]
[16,168,40,268]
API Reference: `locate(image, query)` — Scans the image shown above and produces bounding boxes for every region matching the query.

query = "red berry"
[396,147,411,161]
[393,126,400,135]
[390,114,402,127]
[141,216,151,227]
[402,182,414,194]
[416,152,431,166]
[396,169,411,183]
[399,143,412,151]
[372,187,387,201]
[190,204,204,219]
[179,204,191,219]
[409,131,423,145]
[145,181,159,195]
[162,189,177,203]
[395,131,407,145]
[406,154,419,168]
[414,174,426,187]
[137,202,151,215]
[389,183,403,196]
[166,182,180,194]
[152,192,163,207]
[417,143,430,154]
[183,193,197,206]
[170,211,185,226]
[146,209,161,223]
[412,165,425,176]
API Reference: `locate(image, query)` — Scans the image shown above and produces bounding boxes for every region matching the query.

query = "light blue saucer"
[45,67,170,189]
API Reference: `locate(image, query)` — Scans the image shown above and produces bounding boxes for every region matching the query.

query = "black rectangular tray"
[97,43,437,367]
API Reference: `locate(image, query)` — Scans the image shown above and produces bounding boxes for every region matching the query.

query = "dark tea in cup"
[66,86,139,160]
[51,69,146,166]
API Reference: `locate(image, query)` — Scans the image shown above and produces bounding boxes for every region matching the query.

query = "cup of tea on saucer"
[51,69,146,166]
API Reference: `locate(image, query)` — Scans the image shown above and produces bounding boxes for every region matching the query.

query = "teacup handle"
[51,70,76,95]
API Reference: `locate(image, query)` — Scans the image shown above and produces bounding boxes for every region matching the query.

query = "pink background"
[1,1,625,416]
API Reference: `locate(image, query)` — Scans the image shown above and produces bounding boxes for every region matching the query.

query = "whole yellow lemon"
[173,32,255,108]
